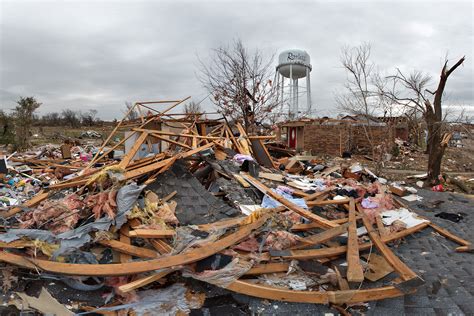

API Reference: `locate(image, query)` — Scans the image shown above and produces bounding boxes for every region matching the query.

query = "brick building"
[279,116,408,155]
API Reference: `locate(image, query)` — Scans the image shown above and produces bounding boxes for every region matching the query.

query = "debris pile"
[0,98,471,314]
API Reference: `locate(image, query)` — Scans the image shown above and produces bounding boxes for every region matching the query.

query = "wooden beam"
[292,223,349,250]
[428,223,471,246]
[226,280,405,304]
[359,206,418,281]
[375,215,389,238]
[334,266,350,291]
[244,263,290,275]
[148,239,172,255]
[98,239,158,259]
[346,198,364,282]
[128,229,176,238]
[149,133,193,150]
[242,175,338,229]
[303,189,331,201]
[307,198,351,207]
[119,132,148,168]
[119,224,132,262]
[233,174,251,188]
[0,213,270,276]
[118,269,173,293]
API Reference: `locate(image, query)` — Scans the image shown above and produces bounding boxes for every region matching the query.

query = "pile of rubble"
[0,98,471,315]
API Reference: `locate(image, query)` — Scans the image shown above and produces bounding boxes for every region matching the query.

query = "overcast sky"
[0,0,472,120]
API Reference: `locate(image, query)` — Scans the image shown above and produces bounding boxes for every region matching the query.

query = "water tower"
[276,49,312,119]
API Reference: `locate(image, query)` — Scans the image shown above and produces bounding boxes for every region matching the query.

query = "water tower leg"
[280,76,284,109]
[306,67,312,116]
[295,79,299,117]
[289,65,293,118]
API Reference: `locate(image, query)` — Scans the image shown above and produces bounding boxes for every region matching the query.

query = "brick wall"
[303,122,393,155]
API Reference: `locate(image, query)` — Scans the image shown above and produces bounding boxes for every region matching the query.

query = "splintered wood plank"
[244,263,290,275]
[363,253,394,282]
[258,172,284,182]
[128,229,176,238]
[334,266,350,290]
[291,217,352,231]
[119,224,132,262]
[98,239,158,259]
[292,223,349,250]
[375,215,389,238]
[242,175,338,229]
[118,268,174,293]
[428,223,471,246]
[149,239,172,255]
[119,131,148,168]
[233,174,251,188]
[359,205,417,281]
[149,133,193,150]
[303,189,331,201]
[226,280,405,304]
[307,198,351,207]
[162,190,177,202]
[0,213,271,276]
[456,245,473,253]
[346,198,364,283]
[123,142,214,180]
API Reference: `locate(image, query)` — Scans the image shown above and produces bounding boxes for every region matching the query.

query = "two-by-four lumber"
[123,142,214,180]
[118,132,149,168]
[303,189,331,201]
[128,229,176,238]
[346,198,365,282]
[292,223,349,250]
[118,268,174,293]
[233,174,251,188]
[98,239,158,259]
[119,224,132,262]
[359,205,418,281]
[242,174,338,229]
[375,215,389,238]
[394,196,470,249]
[0,212,272,276]
[149,239,172,255]
[307,198,351,207]
[428,222,471,247]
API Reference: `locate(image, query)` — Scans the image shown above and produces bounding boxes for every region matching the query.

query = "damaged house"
[279,116,409,155]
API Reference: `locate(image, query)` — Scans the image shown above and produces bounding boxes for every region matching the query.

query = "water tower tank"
[275,49,313,120]
[277,49,312,79]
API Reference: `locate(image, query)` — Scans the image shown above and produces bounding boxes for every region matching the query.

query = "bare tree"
[336,43,389,170]
[12,97,41,150]
[81,109,98,126]
[124,102,139,121]
[199,39,280,133]
[61,109,81,127]
[184,101,202,120]
[41,112,62,126]
[381,56,466,184]
[184,101,202,114]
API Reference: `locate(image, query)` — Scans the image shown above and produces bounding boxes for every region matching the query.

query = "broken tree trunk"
[425,56,465,184]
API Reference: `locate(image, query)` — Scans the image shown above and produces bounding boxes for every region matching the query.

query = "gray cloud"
[1,0,472,120]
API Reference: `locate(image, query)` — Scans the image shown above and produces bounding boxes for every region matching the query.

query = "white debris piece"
[381,208,429,228]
